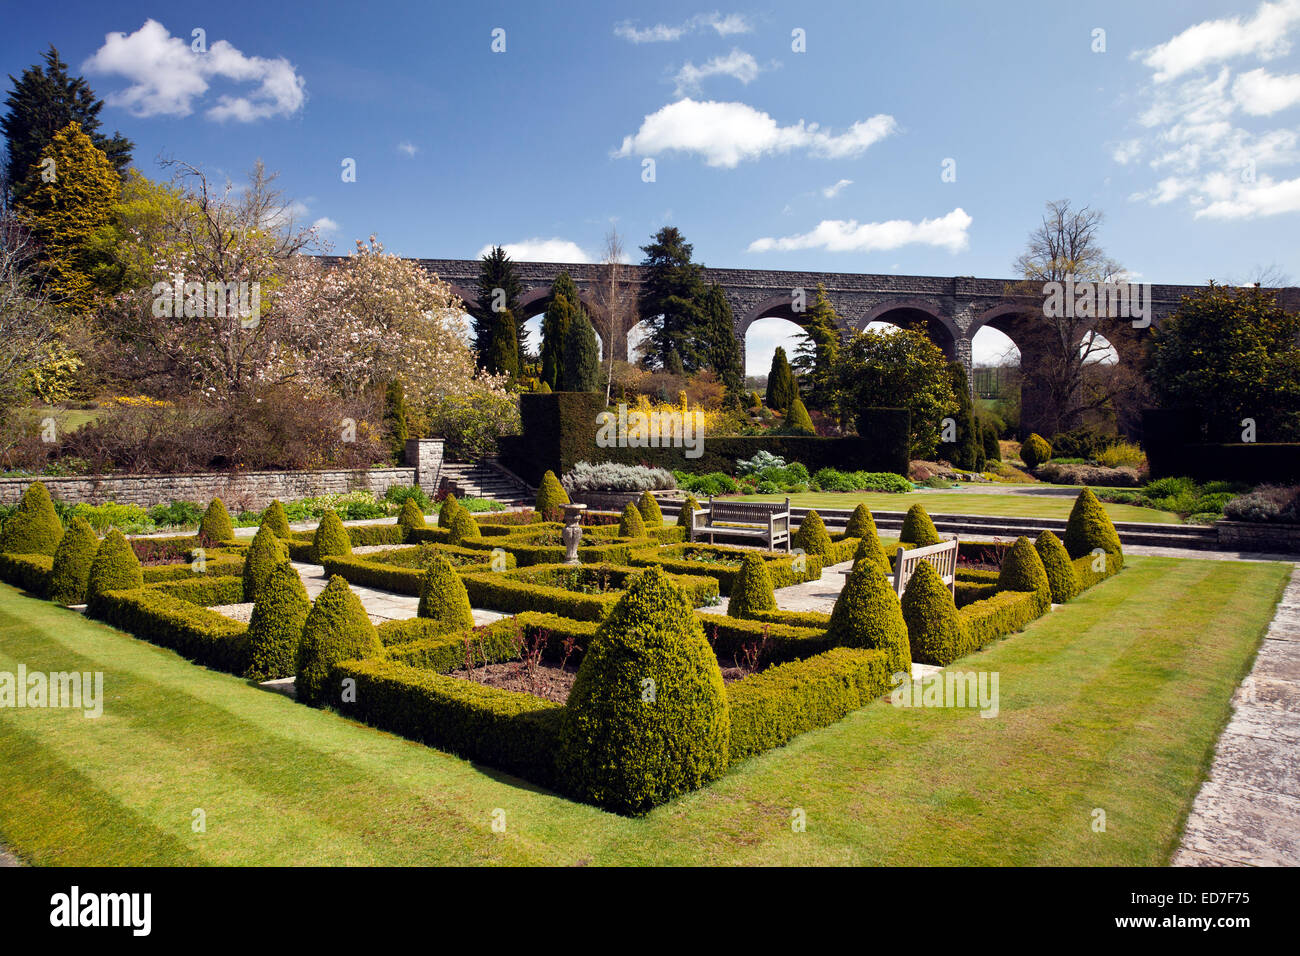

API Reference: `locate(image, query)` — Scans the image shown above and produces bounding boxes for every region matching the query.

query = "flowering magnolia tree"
[276,237,519,455]
[93,160,520,460]
[94,160,315,398]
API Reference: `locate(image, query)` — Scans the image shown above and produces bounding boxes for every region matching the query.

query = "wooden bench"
[691,497,792,552]
[891,537,958,598]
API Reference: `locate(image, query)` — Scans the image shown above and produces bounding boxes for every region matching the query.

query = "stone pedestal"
[405,438,445,491]
[562,504,588,564]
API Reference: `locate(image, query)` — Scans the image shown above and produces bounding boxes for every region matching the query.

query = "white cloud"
[672,49,760,96]
[615,12,752,44]
[1120,0,1300,220]
[84,19,305,121]
[311,217,340,234]
[1136,0,1300,82]
[748,208,972,254]
[822,178,853,198]
[397,141,419,157]
[476,238,590,263]
[614,98,897,168]
[1233,68,1300,115]
[1196,175,1300,218]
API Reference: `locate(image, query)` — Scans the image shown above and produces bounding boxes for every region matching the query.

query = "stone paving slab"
[1174,781,1300,867]
[1175,563,1300,866]
[1223,704,1300,744]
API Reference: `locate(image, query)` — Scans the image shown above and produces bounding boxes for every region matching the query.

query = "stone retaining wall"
[0,439,447,511]
[1214,520,1300,554]
[0,467,418,511]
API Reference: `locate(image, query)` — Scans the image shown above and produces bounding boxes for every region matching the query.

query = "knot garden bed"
[0,481,1126,814]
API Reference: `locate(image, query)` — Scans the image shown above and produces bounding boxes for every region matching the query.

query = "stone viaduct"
[408,257,1294,436]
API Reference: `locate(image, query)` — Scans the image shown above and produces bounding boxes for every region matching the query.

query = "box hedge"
[295,575,383,707]
[92,587,250,674]
[823,561,911,675]
[0,552,53,595]
[793,509,831,556]
[900,504,941,547]
[417,554,475,633]
[727,647,894,763]
[260,499,291,537]
[47,516,98,604]
[844,503,879,540]
[86,529,144,617]
[1035,530,1078,604]
[437,493,460,528]
[902,560,970,666]
[0,482,63,556]
[636,490,663,528]
[333,658,563,787]
[1063,487,1123,566]
[535,470,569,521]
[559,566,730,814]
[200,498,235,543]
[727,552,777,619]
[398,498,427,537]
[311,511,353,563]
[243,525,288,605]
[627,543,822,594]
[245,560,311,681]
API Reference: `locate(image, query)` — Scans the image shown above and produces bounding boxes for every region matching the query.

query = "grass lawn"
[735,490,1181,524]
[0,555,1287,865]
[31,406,102,432]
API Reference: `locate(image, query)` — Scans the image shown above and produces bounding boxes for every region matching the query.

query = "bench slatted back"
[893,537,958,598]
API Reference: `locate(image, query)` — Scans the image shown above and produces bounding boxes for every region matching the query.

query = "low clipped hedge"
[745,607,833,630]
[378,618,520,671]
[697,612,832,665]
[139,554,245,583]
[959,589,1045,658]
[461,563,719,621]
[92,587,250,673]
[333,658,564,787]
[727,647,894,763]
[627,543,823,594]
[1072,551,1123,590]
[321,548,507,596]
[0,552,53,595]
[463,533,660,568]
[147,575,245,607]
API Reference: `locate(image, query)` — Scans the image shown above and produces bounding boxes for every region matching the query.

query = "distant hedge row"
[1143,408,1300,482]
[498,392,910,484]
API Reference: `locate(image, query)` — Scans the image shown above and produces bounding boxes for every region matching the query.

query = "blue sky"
[4,0,1299,371]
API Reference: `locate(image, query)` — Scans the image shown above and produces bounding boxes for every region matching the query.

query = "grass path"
[0,555,1287,865]
[735,490,1180,524]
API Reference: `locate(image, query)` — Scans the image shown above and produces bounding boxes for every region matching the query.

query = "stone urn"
[562,504,588,564]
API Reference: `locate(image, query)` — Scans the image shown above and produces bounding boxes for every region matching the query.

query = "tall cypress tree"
[541,273,579,389]
[2,46,133,203]
[938,362,983,471]
[792,283,841,412]
[638,227,705,370]
[562,311,600,392]
[699,282,743,397]
[474,246,523,360]
[483,308,520,379]
[383,379,409,461]
[766,346,797,412]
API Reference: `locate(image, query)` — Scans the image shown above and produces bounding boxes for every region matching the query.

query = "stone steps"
[439,460,533,506]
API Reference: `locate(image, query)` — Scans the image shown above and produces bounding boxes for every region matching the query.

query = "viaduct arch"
[404,257,1293,437]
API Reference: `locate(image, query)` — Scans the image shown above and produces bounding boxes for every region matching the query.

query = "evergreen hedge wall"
[498,393,911,484]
